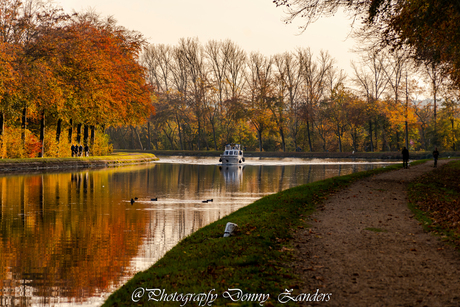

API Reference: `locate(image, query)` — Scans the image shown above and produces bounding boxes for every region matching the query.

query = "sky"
[57,0,360,76]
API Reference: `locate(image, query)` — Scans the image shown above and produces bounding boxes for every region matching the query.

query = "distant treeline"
[109,38,459,152]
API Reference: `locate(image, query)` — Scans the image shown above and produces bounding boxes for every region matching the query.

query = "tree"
[351,48,389,151]
[377,48,417,149]
[274,0,460,89]
[297,48,333,151]
[324,67,347,152]
[422,61,445,146]
[245,52,274,151]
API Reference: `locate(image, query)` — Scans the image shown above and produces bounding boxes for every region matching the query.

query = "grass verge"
[407,160,460,249]
[103,163,407,307]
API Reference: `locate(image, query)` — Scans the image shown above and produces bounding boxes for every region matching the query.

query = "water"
[0,157,395,306]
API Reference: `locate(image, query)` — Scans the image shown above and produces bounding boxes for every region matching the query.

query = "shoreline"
[115,149,460,160]
[0,152,159,173]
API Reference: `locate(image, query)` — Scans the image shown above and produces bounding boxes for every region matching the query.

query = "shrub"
[0,127,42,158]
[91,132,113,156]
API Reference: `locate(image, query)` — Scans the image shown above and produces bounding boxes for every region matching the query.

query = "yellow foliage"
[0,127,42,158]
[0,127,113,158]
[91,133,113,156]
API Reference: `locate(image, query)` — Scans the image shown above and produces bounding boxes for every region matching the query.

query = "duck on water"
[219,144,245,165]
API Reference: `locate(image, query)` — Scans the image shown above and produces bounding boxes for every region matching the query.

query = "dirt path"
[293,160,460,307]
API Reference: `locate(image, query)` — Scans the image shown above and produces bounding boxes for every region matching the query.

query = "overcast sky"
[57,0,360,76]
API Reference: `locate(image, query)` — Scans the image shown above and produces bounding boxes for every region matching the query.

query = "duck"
[202,200,208,203]
[130,198,135,205]
[207,199,213,202]
[151,198,157,201]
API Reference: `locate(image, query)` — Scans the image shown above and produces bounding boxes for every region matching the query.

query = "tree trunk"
[0,112,4,158]
[0,112,3,136]
[280,128,286,152]
[352,127,357,152]
[338,124,342,152]
[258,129,263,152]
[56,118,62,143]
[76,123,82,144]
[133,126,144,150]
[40,110,45,157]
[197,120,201,151]
[90,126,95,146]
[21,107,27,147]
[147,121,151,150]
[176,117,183,150]
[374,119,378,151]
[433,75,437,146]
[369,120,374,152]
[306,119,312,152]
[83,125,89,145]
[68,119,73,144]
[452,119,455,151]
[211,121,217,151]
[405,120,409,149]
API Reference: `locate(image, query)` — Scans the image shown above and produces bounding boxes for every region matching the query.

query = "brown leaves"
[409,162,460,247]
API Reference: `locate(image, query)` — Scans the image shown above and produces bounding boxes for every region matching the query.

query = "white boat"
[219,144,245,164]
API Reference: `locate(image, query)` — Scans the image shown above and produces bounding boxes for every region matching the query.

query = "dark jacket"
[402,148,409,159]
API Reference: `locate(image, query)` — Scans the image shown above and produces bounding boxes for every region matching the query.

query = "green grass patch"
[407,160,460,248]
[103,163,404,307]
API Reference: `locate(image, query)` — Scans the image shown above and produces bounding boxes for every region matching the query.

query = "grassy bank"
[408,160,460,249]
[0,152,158,172]
[103,162,415,307]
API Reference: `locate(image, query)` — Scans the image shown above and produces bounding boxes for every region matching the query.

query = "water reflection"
[0,157,393,306]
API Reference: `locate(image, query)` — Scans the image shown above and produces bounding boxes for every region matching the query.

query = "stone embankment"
[0,153,158,173]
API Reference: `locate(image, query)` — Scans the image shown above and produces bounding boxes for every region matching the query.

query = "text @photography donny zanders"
[131,287,332,305]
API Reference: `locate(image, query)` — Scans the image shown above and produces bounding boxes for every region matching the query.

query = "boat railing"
[224,144,242,151]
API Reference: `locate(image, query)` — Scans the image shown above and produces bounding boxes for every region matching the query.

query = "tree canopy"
[273,0,460,88]
[0,0,154,158]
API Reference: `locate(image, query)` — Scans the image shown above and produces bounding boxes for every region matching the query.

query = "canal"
[0,157,395,306]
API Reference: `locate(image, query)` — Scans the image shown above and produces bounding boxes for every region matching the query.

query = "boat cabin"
[224,144,243,156]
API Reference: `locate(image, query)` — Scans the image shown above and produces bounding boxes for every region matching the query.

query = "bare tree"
[221,41,247,146]
[272,52,302,152]
[297,48,333,151]
[245,52,274,151]
[423,61,445,146]
[380,48,414,148]
[352,48,389,151]
[325,66,347,152]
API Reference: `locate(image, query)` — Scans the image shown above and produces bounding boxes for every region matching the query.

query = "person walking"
[402,147,409,169]
[433,147,439,167]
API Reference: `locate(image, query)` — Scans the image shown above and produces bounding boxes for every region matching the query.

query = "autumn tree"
[324,67,347,152]
[0,1,153,158]
[297,48,333,151]
[274,0,460,89]
[245,52,275,151]
[219,40,247,146]
[352,48,389,151]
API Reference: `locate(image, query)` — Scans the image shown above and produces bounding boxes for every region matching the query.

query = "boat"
[219,144,245,165]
